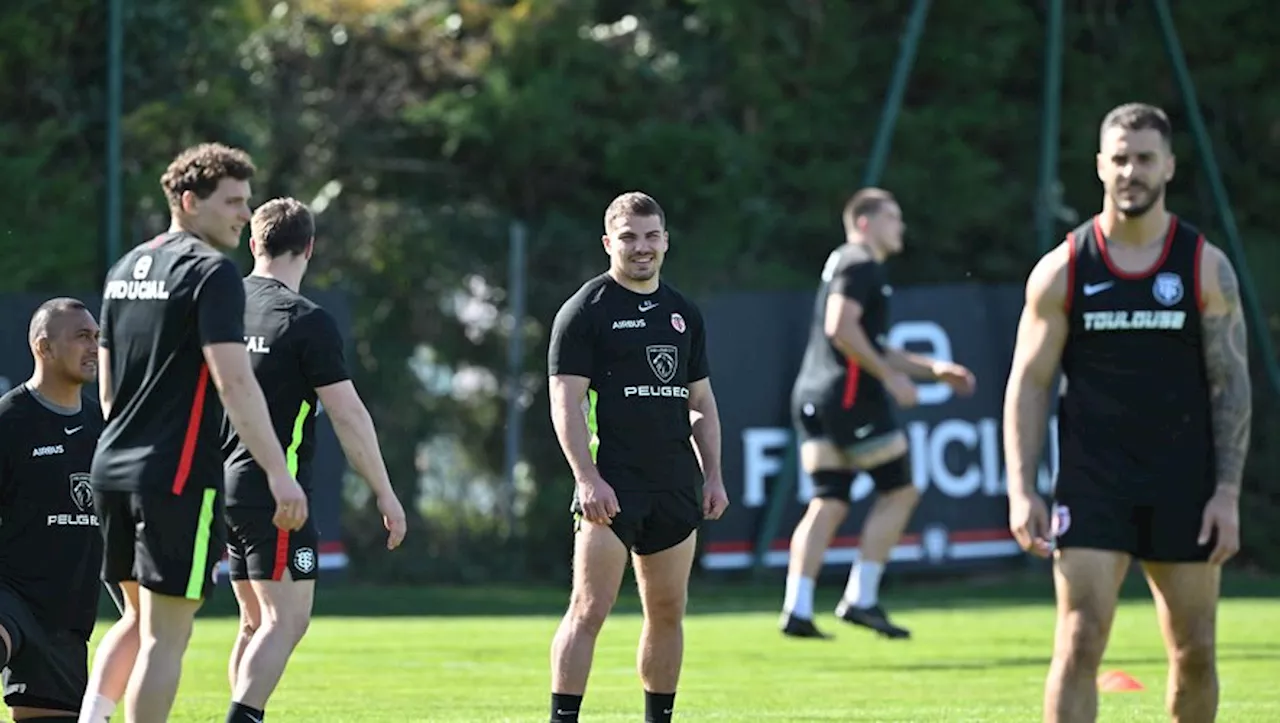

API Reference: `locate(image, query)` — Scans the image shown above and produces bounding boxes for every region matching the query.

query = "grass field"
[67,569,1280,722]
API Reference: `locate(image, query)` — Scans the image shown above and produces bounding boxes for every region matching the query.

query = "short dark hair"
[842,188,896,231]
[604,191,666,232]
[1099,103,1172,148]
[160,143,256,209]
[28,297,89,346]
[251,197,315,257]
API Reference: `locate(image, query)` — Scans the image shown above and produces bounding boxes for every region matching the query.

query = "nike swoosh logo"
[638,301,659,312]
[64,426,83,435]
[1083,281,1114,296]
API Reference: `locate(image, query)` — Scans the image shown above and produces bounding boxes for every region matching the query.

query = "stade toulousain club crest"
[1152,272,1184,307]
[670,312,686,334]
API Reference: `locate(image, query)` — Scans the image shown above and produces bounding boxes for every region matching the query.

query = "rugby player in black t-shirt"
[545,192,729,723]
[81,143,307,723]
[780,188,975,641]
[221,198,407,723]
[1004,103,1248,723]
[0,299,103,721]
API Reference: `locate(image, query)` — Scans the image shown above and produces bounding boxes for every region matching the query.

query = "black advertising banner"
[0,292,352,577]
[698,283,1058,574]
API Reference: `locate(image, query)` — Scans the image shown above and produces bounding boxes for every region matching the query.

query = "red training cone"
[1097,670,1145,692]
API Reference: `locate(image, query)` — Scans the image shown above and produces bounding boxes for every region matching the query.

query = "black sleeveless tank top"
[1055,214,1214,503]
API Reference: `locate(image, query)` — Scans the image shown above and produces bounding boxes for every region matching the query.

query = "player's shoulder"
[836,241,877,269]
[1024,239,1073,308]
[0,384,33,420]
[657,280,702,315]
[556,273,612,316]
[294,297,341,337]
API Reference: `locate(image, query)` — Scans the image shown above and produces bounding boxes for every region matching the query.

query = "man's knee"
[1054,607,1112,669]
[1169,615,1217,678]
[265,602,312,642]
[640,584,687,629]
[566,580,618,635]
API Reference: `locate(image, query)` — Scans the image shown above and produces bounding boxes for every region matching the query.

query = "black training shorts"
[0,584,87,713]
[226,506,320,582]
[572,476,701,556]
[95,487,224,601]
[1051,490,1214,563]
[793,389,899,451]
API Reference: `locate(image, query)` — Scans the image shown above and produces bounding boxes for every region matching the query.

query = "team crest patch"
[1050,503,1071,539]
[69,473,93,512]
[294,547,317,575]
[646,344,679,383]
[1152,272,1184,307]
[670,312,686,333]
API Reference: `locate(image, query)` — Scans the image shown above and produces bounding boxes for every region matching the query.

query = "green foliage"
[3,0,1280,575]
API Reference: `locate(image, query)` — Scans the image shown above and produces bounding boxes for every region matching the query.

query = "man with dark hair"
[81,143,308,723]
[779,187,975,641]
[0,298,104,721]
[221,197,407,723]
[546,191,729,723]
[1005,102,1248,722]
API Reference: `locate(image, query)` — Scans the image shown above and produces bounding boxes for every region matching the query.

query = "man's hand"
[884,371,918,408]
[702,477,730,520]
[1009,491,1052,558]
[576,476,620,525]
[268,472,309,531]
[1198,488,1241,565]
[377,491,407,550]
[932,361,977,396]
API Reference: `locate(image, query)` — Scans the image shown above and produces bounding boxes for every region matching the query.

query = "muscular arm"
[824,295,896,381]
[687,378,723,484]
[884,347,940,381]
[204,343,291,480]
[316,381,394,499]
[548,374,599,483]
[1003,242,1071,498]
[1198,243,1252,495]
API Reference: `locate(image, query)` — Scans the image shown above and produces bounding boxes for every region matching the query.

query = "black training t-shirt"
[0,385,104,637]
[548,273,709,490]
[92,231,246,496]
[223,276,349,507]
[792,243,892,409]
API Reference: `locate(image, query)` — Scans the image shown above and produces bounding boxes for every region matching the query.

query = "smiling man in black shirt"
[0,298,104,721]
[545,192,729,723]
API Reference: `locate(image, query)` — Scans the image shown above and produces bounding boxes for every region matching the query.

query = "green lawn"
[57,571,1280,721]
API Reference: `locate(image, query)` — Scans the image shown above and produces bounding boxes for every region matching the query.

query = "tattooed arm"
[1198,242,1252,496]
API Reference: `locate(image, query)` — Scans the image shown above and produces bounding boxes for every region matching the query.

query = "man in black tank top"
[1003,103,1250,722]
[778,189,976,641]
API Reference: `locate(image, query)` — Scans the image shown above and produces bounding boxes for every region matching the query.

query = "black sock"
[645,691,676,723]
[227,701,265,723]
[550,692,582,722]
